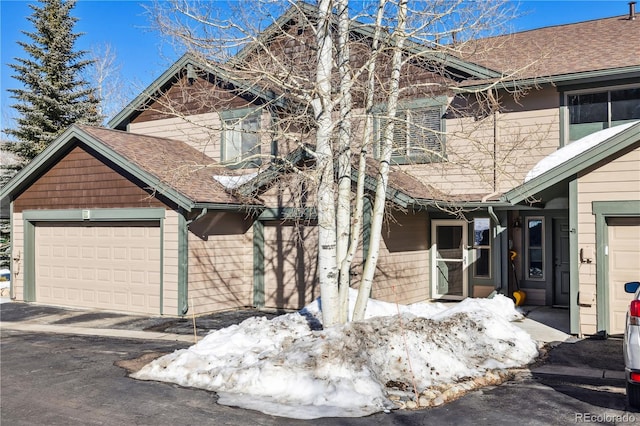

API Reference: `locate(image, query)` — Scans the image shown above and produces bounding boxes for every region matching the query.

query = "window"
[567,86,640,142]
[526,218,544,280]
[376,99,445,164]
[472,218,491,278]
[221,109,261,166]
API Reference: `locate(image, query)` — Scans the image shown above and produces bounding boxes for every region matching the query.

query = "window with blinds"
[378,105,444,163]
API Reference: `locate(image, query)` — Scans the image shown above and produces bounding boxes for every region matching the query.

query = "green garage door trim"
[592,201,640,335]
[22,208,166,314]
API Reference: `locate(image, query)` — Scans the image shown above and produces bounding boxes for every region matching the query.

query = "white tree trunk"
[353,0,408,321]
[314,0,340,328]
[335,0,353,324]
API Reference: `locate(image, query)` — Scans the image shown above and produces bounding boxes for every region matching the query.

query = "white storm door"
[431,220,468,300]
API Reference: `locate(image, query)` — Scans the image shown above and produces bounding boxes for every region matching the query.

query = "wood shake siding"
[132,75,256,123]
[577,145,640,335]
[188,230,254,313]
[372,211,430,304]
[162,210,180,314]
[14,146,164,212]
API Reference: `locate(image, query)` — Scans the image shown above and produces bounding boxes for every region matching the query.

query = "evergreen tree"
[6,0,101,162]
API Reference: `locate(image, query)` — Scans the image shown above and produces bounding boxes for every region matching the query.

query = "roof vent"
[630,1,637,20]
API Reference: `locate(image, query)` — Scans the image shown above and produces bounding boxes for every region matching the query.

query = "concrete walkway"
[1,300,626,383]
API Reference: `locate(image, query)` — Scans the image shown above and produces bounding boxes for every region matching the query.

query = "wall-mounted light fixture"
[512,217,521,228]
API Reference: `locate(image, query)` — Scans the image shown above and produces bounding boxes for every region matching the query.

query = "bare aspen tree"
[143,0,546,326]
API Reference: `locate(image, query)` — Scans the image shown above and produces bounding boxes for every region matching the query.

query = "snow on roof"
[524,121,639,183]
[212,172,259,189]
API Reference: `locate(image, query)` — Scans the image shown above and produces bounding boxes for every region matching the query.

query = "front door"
[432,220,468,300]
[553,218,570,306]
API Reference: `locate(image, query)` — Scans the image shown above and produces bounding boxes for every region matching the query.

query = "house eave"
[503,122,640,205]
[455,65,640,93]
[0,125,199,213]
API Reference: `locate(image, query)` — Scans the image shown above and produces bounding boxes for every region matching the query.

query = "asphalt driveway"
[1,302,638,425]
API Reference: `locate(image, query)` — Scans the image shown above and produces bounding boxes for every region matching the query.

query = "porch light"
[512,217,521,228]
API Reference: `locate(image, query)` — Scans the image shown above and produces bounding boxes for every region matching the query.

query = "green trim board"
[592,200,640,335]
[457,66,640,93]
[22,219,35,302]
[569,179,580,335]
[178,212,189,316]
[253,220,265,308]
[503,122,640,205]
[108,53,285,130]
[0,126,197,212]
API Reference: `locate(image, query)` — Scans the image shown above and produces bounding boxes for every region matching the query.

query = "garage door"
[608,217,640,335]
[263,222,319,310]
[35,222,161,314]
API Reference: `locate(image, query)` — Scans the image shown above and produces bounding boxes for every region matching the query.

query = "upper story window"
[567,86,640,142]
[375,98,446,164]
[220,108,261,167]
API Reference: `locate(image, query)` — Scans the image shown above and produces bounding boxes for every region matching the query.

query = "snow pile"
[525,121,638,182]
[133,293,538,419]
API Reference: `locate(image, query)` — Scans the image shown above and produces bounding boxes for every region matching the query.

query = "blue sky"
[0,0,633,129]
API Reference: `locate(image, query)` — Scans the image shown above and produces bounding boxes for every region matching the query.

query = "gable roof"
[231,1,500,80]
[460,14,640,87]
[108,53,285,130]
[503,121,640,205]
[0,125,261,214]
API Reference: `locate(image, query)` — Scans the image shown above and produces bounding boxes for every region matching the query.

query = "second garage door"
[608,217,640,335]
[35,222,161,314]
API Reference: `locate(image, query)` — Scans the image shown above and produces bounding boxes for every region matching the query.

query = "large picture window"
[567,86,640,142]
[221,109,261,166]
[526,217,544,280]
[472,218,491,278]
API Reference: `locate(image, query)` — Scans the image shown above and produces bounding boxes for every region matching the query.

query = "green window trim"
[20,208,166,308]
[592,200,640,335]
[219,106,263,169]
[373,97,447,164]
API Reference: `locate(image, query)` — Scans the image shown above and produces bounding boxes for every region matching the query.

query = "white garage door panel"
[608,217,640,335]
[35,222,161,314]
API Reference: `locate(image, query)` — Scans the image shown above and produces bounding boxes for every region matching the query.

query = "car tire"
[628,382,640,408]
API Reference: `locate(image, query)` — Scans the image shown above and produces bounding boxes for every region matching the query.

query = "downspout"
[186,208,208,225]
[179,208,208,316]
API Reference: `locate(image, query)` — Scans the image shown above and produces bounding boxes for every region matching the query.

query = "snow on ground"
[525,121,638,182]
[133,291,538,419]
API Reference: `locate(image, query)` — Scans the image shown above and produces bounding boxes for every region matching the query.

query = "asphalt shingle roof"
[461,15,640,81]
[77,125,253,205]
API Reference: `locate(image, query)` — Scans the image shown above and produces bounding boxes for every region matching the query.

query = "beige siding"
[401,88,560,196]
[263,222,319,310]
[129,112,273,165]
[188,228,254,314]
[162,210,180,314]
[11,212,24,301]
[372,211,430,304]
[577,146,640,335]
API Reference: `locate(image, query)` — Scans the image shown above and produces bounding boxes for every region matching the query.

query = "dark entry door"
[553,218,570,306]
